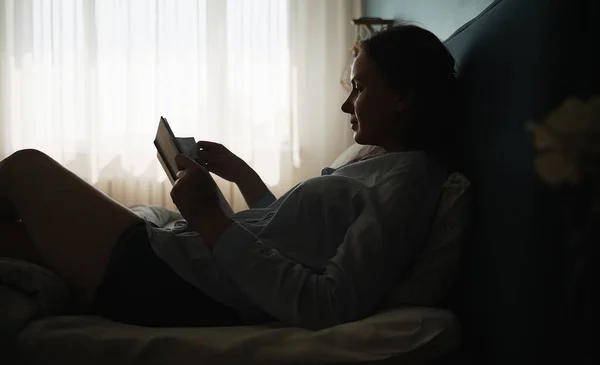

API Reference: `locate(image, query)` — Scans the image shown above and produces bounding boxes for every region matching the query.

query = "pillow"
[0,257,73,316]
[0,257,74,360]
[383,172,472,308]
[0,286,39,363]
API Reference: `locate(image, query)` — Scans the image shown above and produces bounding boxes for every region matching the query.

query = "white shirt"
[147,151,447,330]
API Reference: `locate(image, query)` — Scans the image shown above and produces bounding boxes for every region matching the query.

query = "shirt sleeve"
[249,191,277,209]
[212,181,431,330]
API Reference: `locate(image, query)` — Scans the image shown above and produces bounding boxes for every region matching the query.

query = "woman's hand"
[196,141,271,208]
[195,141,249,184]
[170,154,232,248]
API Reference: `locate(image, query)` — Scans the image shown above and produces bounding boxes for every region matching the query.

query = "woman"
[0,25,457,330]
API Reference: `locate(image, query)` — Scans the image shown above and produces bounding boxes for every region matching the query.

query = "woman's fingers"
[196,150,224,166]
[196,141,226,153]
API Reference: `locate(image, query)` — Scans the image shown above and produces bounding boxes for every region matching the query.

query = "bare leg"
[0,149,142,301]
[0,199,18,222]
[0,221,40,264]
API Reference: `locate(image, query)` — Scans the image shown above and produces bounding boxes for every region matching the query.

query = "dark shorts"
[92,221,243,327]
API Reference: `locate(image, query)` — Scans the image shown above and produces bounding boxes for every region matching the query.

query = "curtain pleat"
[0,0,358,212]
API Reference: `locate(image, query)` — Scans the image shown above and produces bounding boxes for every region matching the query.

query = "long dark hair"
[360,24,458,164]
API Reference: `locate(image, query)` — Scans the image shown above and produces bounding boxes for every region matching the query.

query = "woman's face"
[341,51,409,151]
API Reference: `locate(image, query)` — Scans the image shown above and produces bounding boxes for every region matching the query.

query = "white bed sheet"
[16,307,460,365]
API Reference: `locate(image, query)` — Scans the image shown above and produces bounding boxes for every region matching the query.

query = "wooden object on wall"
[341,17,395,91]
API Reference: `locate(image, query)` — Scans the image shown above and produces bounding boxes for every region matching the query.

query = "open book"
[154,116,234,217]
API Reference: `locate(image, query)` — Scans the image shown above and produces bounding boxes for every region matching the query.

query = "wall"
[362,0,496,40]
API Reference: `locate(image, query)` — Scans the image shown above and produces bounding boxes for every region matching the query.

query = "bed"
[0,143,471,365]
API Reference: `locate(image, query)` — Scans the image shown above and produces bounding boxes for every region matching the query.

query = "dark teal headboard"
[444,0,599,363]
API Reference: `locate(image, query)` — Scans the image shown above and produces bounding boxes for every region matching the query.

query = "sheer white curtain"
[0,0,358,212]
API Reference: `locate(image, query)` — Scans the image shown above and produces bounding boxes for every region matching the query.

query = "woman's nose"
[341,96,354,114]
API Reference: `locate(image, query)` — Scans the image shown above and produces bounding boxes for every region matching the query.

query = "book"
[154,116,234,217]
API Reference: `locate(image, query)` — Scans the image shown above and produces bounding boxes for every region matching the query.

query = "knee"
[0,149,52,176]
[10,149,49,161]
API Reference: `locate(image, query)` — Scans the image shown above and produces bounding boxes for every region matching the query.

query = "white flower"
[533,151,580,186]
[528,95,600,186]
